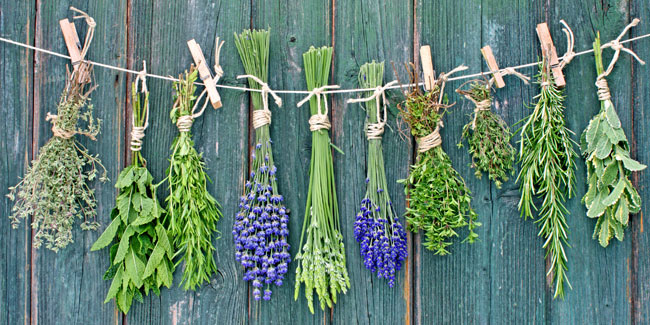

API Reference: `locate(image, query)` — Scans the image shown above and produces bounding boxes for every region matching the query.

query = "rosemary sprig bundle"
[398,65,479,255]
[458,81,516,188]
[580,33,645,247]
[7,63,107,252]
[91,79,173,313]
[165,67,222,291]
[233,28,291,301]
[517,59,577,299]
[352,61,407,287]
[294,46,350,313]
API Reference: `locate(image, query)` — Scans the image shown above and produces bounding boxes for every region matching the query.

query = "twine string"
[298,85,340,131]
[417,122,443,153]
[236,74,283,129]
[131,62,149,151]
[46,112,96,141]
[176,88,210,133]
[70,7,96,60]
[347,80,398,140]
[558,20,576,69]
[437,65,468,104]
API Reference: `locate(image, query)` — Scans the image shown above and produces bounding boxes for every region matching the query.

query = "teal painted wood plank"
[548,2,633,323]
[31,1,127,324]
[415,0,491,323]
[126,1,250,324]
[330,0,413,324]
[249,0,333,323]
[481,1,548,323]
[631,1,650,323]
[0,1,34,324]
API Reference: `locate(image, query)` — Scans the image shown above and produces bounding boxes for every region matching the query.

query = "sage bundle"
[348,61,407,287]
[398,64,479,255]
[294,46,350,313]
[581,27,646,247]
[165,66,222,291]
[7,11,107,252]
[457,79,517,188]
[517,59,577,299]
[91,71,173,313]
[233,28,291,301]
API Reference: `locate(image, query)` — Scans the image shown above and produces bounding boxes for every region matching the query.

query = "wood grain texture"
[0,1,34,324]
[330,0,413,324]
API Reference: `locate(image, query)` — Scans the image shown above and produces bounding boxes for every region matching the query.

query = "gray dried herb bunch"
[7,65,107,252]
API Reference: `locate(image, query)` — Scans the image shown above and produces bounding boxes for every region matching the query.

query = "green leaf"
[143,244,164,279]
[595,137,612,160]
[600,161,619,187]
[588,191,607,218]
[91,218,121,251]
[114,226,135,264]
[605,127,627,145]
[605,101,621,129]
[117,192,132,223]
[619,155,647,172]
[125,248,145,288]
[602,177,625,207]
[585,117,601,153]
[598,217,611,247]
[115,166,135,189]
[156,224,173,257]
[104,266,123,303]
[616,198,630,226]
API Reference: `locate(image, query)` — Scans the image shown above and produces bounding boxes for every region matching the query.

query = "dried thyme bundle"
[7,13,107,251]
[581,29,646,247]
[91,72,173,313]
[349,61,407,287]
[233,28,291,301]
[398,64,479,255]
[294,46,349,313]
[457,80,516,188]
[165,66,222,291]
[517,59,577,299]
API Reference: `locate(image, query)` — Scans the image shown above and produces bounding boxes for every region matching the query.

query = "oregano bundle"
[580,33,646,247]
[517,59,577,299]
[165,67,222,291]
[398,65,479,255]
[7,62,107,252]
[91,78,173,313]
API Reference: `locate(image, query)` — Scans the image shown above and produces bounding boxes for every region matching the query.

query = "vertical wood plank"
[0,1,35,324]
[330,0,413,324]
[481,1,547,323]
[249,0,332,323]
[31,1,127,324]
[415,0,490,323]
[548,1,633,323]
[126,1,250,324]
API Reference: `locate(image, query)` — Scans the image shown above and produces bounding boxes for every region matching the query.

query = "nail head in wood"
[480,45,505,88]
[536,22,566,87]
[419,45,435,91]
[187,39,222,109]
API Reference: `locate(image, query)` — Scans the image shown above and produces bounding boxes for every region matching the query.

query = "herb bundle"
[294,46,349,313]
[351,61,407,287]
[517,59,577,299]
[397,65,479,255]
[91,77,173,313]
[580,33,645,247]
[165,67,222,290]
[458,80,516,188]
[233,28,291,301]
[7,62,107,252]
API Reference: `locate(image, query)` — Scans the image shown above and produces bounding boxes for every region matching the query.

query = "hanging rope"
[298,85,340,131]
[176,88,210,133]
[558,20,576,69]
[347,80,398,140]
[130,62,149,152]
[236,74,282,129]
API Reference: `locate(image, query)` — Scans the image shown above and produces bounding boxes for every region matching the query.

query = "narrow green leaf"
[114,226,135,264]
[605,101,621,129]
[104,266,123,303]
[91,218,121,251]
[602,177,625,207]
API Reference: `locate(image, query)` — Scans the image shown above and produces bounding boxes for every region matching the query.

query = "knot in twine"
[490,67,531,87]
[131,62,149,152]
[558,20,576,69]
[417,122,443,153]
[236,74,282,129]
[176,88,210,133]
[347,80,398,140]
[213,38,225,81]
[69,7,96,61]
[46,112,96,140]
[436,65,468,104]
[595,18,646,100]
[298,85,340,132]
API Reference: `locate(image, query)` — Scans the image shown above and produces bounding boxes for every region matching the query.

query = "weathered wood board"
[1,0,649,324]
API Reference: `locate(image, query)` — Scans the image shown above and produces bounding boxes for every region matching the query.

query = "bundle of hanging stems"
[294,46,350,314]
[7,8,107,252]
[165,66,222,291]
[348,61,407,287]
[232,28,291,301]
[91,65,174,313]
[581,22,646,247]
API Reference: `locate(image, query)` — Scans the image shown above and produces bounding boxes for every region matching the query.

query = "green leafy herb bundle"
[517,59,577,299]
[398,65,479,255]
[91,79,173,313]
[457,80,516,188]
[580,33,645,247]
[7,63,107,252]
[233,28,291,301]
[166,66,222,290]
[352,61,407,287]
[294,46,349,313]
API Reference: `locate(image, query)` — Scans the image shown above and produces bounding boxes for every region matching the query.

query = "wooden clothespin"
[187,39,222,109]
[419,45,435,91]
[59,18,84,72]
[536,23,566,87]
[480,46,505,88]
